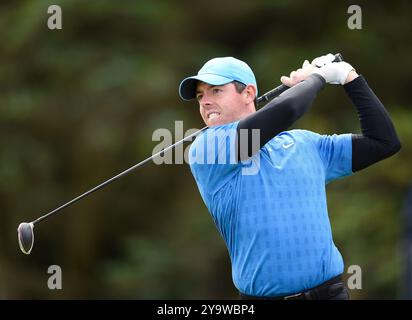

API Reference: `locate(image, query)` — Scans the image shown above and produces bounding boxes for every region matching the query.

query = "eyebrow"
[196,85,223,94]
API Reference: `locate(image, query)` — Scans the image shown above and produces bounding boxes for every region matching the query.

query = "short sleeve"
[315,133,353,184]
[188,121,242,195]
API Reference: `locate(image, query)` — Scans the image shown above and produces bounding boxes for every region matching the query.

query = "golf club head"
[17,222,34,255]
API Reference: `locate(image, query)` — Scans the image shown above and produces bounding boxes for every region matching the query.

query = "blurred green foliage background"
[0,0,411,299]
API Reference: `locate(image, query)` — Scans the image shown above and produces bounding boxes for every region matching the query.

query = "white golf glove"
[311,53,355,85]
[311,53,336,67]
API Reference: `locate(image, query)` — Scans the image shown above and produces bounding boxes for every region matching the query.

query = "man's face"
[196,82,255,127]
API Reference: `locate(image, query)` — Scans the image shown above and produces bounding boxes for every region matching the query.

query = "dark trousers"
[239,274,350,300]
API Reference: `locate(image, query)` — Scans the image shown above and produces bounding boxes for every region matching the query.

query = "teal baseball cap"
[179,57,258,101]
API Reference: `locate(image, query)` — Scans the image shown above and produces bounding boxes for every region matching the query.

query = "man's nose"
[200,94,213,107]
[201,101,212,108]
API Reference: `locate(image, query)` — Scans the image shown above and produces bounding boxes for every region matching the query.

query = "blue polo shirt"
[188,121,353,297]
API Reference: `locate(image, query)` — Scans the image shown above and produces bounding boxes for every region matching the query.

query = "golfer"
[179,54,401,300]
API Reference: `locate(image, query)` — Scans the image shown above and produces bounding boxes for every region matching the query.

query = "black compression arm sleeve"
[344,75,401,172]
[237,74,326,160]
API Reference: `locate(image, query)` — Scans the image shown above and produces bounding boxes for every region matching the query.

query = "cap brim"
[179,74,233,101]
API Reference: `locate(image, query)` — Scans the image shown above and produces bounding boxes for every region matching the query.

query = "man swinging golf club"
[179,54,401,300]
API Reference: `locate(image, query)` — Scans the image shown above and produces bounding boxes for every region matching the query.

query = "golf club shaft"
[32,127,208,225]
[31,53,344,225]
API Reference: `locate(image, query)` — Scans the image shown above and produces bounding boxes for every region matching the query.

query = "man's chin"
[206,117,228,127]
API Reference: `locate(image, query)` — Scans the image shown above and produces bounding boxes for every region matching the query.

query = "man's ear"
[244,84,257,104]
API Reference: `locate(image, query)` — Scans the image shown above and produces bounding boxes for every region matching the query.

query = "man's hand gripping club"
[280,53,358,87]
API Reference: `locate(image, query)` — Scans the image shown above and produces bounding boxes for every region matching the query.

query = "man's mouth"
[207,112,220,120]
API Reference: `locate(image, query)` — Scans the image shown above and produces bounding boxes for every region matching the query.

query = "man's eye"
[213,88,221,94]
[196,94,203,101]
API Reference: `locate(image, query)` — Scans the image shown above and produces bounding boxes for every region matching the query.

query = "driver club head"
[17,222,34,255]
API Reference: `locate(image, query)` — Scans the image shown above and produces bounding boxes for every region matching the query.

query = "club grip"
[333,53,343,63]
[257,53,343,105]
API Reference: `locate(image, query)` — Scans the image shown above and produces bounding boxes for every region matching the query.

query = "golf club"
[17,53,343,255]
